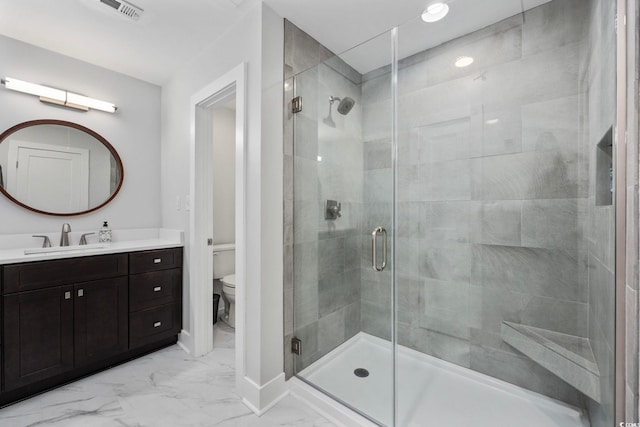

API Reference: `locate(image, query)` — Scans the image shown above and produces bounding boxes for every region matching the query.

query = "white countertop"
[0,228,184,265]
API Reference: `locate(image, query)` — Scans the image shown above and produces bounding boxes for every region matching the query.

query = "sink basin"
[24,243,108,255]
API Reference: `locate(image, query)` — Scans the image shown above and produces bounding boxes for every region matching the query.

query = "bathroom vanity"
[0,241,183,406]
[0,119,185,406]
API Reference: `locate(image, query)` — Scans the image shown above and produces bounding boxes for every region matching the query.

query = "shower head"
[337,97,356,115]
[329,96,356,115]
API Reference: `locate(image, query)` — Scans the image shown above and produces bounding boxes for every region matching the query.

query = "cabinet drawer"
[129,303,181,348]
[3,254,128,294]
[129,248,182,274]
[130,269,181,312]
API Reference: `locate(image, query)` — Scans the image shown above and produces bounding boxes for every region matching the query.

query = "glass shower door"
[291,29,396,426]
[393,0,617,426]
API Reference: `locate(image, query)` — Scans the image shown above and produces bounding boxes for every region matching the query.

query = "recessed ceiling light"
[421,2,449,23]
[485,119,499,125]
[455,56,474,68]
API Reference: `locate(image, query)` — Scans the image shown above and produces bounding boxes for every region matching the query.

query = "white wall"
[0,35,162,234]
[160,1,284,409]
[259,3,285,386]
[160,0,261,335]
[212,107,236,245]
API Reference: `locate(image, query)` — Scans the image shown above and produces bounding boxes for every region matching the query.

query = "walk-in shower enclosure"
[283,0,625,425]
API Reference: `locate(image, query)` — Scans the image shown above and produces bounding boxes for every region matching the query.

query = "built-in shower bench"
[501,321,600,402]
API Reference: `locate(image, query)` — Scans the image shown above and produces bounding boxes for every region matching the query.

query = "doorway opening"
[187,63,246,394]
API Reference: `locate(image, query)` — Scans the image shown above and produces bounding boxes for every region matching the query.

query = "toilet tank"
[212,243,235,279]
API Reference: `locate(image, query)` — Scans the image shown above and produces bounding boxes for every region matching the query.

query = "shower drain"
[354,368,370,378]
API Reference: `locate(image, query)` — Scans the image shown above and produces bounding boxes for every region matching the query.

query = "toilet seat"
[221,274,235,287]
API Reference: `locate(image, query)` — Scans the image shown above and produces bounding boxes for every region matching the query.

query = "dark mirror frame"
[0,119,124,216]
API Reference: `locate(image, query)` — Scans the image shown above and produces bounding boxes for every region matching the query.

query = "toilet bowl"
[220,274,236,327]
[212,243,236,328]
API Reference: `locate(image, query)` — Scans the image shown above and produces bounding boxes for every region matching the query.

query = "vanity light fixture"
[1,77,117,113]
[421,2,450,23]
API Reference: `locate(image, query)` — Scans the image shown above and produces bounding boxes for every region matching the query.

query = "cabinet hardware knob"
[153,286,162,292]
[153,321,162,328]
[153,258,162,264]
[78,289,84,297]
[64,291,71,300]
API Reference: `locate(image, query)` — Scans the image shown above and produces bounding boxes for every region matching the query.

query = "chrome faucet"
[60,223,71,246]
[79,232,95,245]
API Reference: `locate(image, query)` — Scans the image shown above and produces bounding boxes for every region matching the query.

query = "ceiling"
[0,0,552,85]
[0,0,257,85]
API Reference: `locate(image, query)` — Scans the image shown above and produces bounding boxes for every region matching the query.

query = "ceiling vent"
[98,0,144,21]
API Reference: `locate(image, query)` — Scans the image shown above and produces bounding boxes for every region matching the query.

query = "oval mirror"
[0,120,124,216]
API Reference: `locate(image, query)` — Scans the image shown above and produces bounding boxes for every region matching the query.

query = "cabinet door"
[74,277,128,366]
[4,286,74,391]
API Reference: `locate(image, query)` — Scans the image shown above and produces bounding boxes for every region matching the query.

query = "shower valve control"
[325,200,342,220]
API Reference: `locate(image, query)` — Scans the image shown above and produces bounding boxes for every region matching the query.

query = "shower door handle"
[371,226,387,272]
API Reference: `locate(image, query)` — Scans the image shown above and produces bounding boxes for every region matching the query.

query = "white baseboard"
[177,329,193,355]
[241,373,288,416]
[288,377,378,427]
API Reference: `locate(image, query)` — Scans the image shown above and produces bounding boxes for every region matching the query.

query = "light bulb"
[421,3,449,23]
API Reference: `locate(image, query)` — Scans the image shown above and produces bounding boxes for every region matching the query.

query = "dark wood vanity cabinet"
[3,285,75,390]
[73,277,129,366]
[129,249,182,349]
[0,247,182,402]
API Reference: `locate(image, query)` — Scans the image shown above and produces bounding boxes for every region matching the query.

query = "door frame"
[187,63,247,392]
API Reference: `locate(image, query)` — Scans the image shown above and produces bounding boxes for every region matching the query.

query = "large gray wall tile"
[427,24,522,88]
[482,106,522,157]
[396,237,421,278]
[293,157,318,202]
[480,42,581,109]
[294,114,318,160]
[472,244,584,302]
[422,201,473,243]
[522,199,581,250]
[422,159,472,201]
[521,0,588,56]
[419,117,472,163]
[472,150,582,200]
[471,201,522,246]
[468,284,588,337]
[361,299,391,340]
[364,140,392,170]
[522,96,581,154]
[420,240,472,283]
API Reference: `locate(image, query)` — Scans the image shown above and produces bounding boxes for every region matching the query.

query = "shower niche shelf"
[501,321,600,402]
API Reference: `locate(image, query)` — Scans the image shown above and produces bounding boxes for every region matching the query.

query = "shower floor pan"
[298,332,589,427]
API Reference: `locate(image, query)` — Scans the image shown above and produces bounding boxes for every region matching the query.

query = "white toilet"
[212,244,236,328]
[220,274,236,327]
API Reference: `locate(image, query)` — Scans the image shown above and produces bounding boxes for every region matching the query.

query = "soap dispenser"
[98,221,112,243]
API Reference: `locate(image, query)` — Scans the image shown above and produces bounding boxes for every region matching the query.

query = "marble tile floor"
[0,321,336,427]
